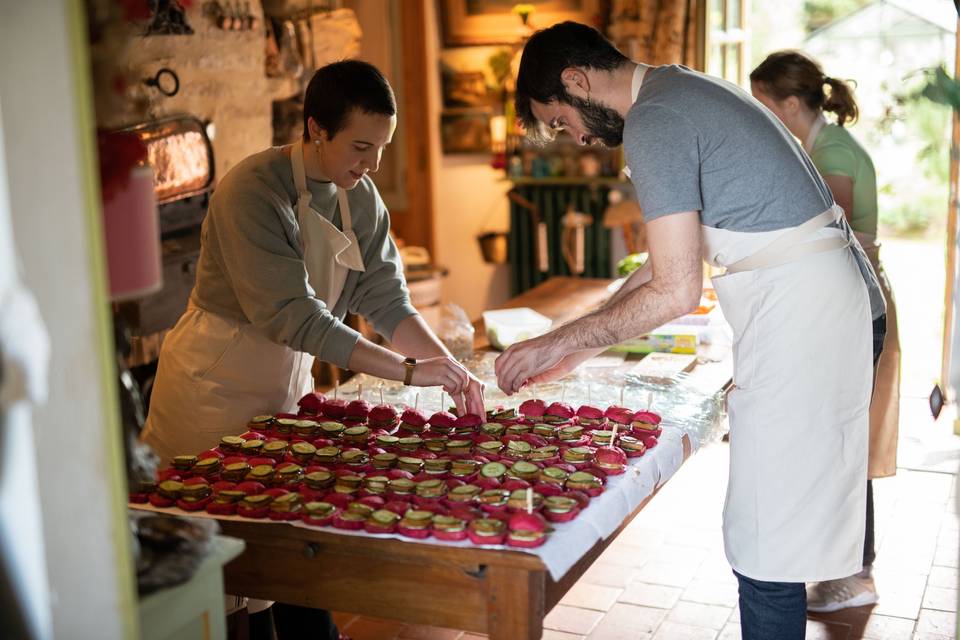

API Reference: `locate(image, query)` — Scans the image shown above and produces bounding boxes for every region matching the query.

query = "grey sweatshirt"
[190,147,417,368]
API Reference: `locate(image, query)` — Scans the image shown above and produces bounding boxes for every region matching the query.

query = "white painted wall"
[424,1,512,321]
[433,156,512,319]
[0,98,53,640]
[0,2,135,639]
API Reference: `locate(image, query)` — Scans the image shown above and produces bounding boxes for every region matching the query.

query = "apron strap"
[725,205,849,274]
[337,187,353,233]
[334,187,365,272]
[291,140,310,202]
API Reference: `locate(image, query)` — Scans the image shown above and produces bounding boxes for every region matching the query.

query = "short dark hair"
[515,21,629,142]
[302,60,397,140]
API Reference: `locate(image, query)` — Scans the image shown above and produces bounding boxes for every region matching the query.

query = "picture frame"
[439,0,602,47]
[440,108,492,154]
[442,69,493,108]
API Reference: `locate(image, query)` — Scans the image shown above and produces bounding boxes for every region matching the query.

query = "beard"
[568,95,624,147]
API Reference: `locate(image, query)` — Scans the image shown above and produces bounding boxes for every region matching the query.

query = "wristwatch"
[402,357,417,386]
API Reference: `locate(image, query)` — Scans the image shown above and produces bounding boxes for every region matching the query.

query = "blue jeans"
[735,571,806,639]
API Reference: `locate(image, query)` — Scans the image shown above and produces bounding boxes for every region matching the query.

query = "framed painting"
[440,108,492,154]
[440,0,602,46]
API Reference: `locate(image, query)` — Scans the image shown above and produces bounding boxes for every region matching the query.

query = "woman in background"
[751,50,900,613]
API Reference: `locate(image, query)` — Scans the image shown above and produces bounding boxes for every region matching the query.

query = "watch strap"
[402,357,417,386]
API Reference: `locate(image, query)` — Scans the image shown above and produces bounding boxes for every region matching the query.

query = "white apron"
[705,205,873,582]
[142,141,364,465]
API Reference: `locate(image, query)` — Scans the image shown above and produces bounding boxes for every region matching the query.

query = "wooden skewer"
[379,384,384,406]
[526,487,533,514]
[440,391,445,413]
[415,393,420,411]
[612,422,619,444]
[357,384,363,402]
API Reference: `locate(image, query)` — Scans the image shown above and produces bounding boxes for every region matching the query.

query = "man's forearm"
[556,261,700,352]
[601,262,653,310]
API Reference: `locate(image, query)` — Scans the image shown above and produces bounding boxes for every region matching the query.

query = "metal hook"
[143,68,180,97]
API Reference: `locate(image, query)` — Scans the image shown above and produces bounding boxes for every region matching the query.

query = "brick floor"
[332,398,959,639]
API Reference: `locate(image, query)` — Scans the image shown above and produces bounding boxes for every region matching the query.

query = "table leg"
[485,565,545,640]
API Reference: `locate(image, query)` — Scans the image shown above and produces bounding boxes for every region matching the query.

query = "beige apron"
[143,141,364,465]
[704,205,873,582]
[804,116,900,479]
[860,238,899,478]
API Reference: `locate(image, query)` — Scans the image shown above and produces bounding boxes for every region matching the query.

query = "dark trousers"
[735,571,806,640]
[863,313,886,569]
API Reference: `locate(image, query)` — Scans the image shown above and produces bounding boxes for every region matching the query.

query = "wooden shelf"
[506,176,627,186]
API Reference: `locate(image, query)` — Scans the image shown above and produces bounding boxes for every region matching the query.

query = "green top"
[810,123,878,235]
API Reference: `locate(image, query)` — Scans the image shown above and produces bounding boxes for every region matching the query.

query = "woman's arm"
[390,315,485,415]
[823,174,855,225]
[347,335,473,400]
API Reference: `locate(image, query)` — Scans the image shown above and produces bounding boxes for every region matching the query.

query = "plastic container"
[482,308,552,351]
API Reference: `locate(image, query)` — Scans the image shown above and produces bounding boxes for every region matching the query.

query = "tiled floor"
[332,399,960,639]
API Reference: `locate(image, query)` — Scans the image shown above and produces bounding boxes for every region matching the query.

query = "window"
[704,0,749,85]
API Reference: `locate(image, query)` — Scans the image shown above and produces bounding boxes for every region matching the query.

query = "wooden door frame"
[392,1,436,256]
[942,16,960,396]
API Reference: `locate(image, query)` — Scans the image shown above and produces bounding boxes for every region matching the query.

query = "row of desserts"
[131,394,665,548]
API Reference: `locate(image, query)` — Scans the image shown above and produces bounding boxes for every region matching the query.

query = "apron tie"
[722,205,849,274]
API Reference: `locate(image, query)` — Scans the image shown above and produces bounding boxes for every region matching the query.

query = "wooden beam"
[942,16,960,396]
[392,0,435,256]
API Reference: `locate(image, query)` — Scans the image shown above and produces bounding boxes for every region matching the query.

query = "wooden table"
[220,276,729,639]
[219,436,691,640]
[473,277,613,351]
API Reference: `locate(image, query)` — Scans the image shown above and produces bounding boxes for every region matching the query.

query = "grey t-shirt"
[190,147,417,368]
[624,65,884,318]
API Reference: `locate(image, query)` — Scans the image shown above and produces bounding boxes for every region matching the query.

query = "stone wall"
[89,1,361,181]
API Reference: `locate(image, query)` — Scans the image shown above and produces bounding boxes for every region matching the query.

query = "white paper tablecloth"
[130,425,697,581]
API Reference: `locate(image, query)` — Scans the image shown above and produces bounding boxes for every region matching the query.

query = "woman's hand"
[411,355,470,396]
[411,356,485,415]
[461,371,486,416]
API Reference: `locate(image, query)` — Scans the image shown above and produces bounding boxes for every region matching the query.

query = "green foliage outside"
[877,85,952,236]
[797,2,955,237]
[872,67,955,236]
[802,0,872,32]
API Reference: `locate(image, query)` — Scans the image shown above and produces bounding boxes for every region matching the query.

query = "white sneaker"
[806,575,879,612]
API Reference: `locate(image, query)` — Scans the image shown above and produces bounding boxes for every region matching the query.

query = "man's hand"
[494,211,702,396]
[494,333,565,395]
[525,347,605,386]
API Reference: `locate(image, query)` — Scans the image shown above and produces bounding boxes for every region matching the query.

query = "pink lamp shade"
[102,165,162,302]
